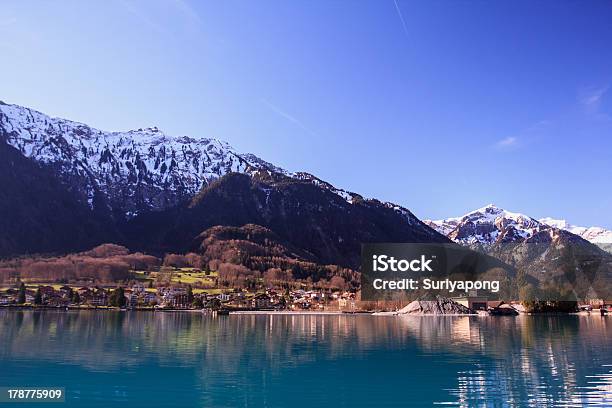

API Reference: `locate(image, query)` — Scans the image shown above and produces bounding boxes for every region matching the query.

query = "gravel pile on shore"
[397,297,473,315]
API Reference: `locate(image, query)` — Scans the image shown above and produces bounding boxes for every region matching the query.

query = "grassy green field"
[1,268,222,294]
[131,268,218,287]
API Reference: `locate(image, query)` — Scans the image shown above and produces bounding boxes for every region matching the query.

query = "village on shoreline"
[1,246,610,316]
[0,243,366,313]
[2,276,610,316]
[0,281,361,313]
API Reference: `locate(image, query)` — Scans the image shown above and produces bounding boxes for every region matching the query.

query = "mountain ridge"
[538,217,612,244]
[426,204,612,300]
[123,172,449,269]
[424,204,546,248]
[0,101,281,218]
[0,100,448,265]
[425,204,612,246]
[0,101,377,221]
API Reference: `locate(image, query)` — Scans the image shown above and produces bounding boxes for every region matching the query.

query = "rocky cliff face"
[0,101,281,218]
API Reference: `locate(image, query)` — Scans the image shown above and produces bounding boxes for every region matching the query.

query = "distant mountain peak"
[425,205,545,247]
[478,203,500,211]
[539,217,570,230]
[427,205,611,247]
[539,217,612,244]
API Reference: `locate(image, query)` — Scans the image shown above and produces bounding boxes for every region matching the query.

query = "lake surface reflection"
[0,311,610,407]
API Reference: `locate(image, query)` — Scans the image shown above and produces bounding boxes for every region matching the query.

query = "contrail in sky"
[261,98,321,138]
[393,0,410,38]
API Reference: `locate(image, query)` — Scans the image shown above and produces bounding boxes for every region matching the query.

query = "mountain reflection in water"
[0,311,610,407]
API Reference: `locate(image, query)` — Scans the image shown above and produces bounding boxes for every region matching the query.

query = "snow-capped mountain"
[539,217,612,244]
[423,217,460,236]
[0,100,448,258]
[0,101,423,229]
[424,204,548,247]
[0,101,280,217]
[426,204,612,249]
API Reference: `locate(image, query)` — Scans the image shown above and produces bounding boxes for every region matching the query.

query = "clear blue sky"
[1,1,611,227]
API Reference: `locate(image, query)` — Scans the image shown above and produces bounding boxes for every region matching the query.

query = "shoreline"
[229,310,349,315]
[0,305,357,314]
[0,305,608,317]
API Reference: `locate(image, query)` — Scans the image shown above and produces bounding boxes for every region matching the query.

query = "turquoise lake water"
[0,311,610,407]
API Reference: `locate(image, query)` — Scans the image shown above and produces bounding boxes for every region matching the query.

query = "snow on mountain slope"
[423,218,461,236]
[427,205,612,248]
[0,101,426,228]
[0,101,284,217]
[425,204,547,247]
[539,217,612,243]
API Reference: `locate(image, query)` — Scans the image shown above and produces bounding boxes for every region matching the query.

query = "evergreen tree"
[109,287,126,308]
[193,297,204,308]
[187,285,194,304]
[34,288,43,305]
[209,298,222,310]
[17,282,26,304]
